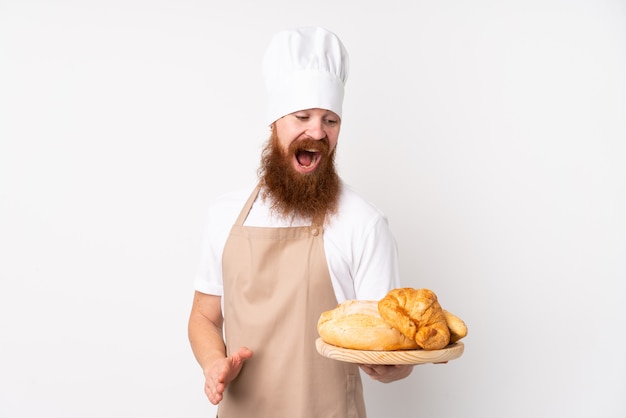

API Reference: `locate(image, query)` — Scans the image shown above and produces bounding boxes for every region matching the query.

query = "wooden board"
[316,338,464,365]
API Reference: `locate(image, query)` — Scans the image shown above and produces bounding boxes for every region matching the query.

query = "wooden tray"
[316,338,464,365]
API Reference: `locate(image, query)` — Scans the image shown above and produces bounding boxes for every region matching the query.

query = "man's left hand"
[359,364,414,383]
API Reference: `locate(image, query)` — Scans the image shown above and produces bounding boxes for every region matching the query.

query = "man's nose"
[305,118,326,140]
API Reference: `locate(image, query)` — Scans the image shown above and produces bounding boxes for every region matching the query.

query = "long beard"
[257,129,341,224]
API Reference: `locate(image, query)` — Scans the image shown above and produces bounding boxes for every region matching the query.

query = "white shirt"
[194,181,400,304]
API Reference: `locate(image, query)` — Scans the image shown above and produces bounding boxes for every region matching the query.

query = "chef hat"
[262,27,350,126]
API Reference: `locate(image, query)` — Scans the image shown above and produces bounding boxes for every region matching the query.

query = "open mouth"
[295,149,321,169]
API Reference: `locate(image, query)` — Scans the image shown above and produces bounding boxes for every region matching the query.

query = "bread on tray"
[318,288,467,351]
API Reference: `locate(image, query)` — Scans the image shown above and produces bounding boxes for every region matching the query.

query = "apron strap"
[234,183,326,228]
[234,184,261,226]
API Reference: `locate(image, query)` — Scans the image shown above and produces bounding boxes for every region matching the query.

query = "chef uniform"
[216,27,366,417]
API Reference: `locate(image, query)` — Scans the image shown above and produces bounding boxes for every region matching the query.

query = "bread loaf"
[317,300,419,350]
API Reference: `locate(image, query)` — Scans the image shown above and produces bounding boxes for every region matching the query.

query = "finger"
[236,346,254,360]
[206,380,225,405]
[372,365,387,376]
[358,364,375,375]
[215,366,229,383]
[365,365,386,377]
[209,390,223,405]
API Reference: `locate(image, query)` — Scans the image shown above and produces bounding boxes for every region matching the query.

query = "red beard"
[257,129,341,225]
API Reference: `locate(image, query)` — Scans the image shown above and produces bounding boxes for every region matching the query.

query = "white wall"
[1,1,624,417]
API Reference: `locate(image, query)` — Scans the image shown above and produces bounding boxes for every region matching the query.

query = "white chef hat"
[262,27,350,126]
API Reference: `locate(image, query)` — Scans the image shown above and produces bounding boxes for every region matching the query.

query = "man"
[188,27,413,417]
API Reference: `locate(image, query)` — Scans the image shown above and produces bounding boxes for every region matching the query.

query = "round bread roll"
[317,300,420,350]
[378,288,451,350]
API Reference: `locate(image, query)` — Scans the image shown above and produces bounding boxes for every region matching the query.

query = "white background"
[1,1,625,417]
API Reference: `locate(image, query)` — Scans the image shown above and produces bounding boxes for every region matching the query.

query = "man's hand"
[359,364,414,383]
[203,346,254,404]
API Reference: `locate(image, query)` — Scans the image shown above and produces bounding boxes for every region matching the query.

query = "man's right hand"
[203,346,254,405]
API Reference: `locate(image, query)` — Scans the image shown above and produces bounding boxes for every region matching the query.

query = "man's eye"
[295,115,309,121]
[326,119,338,125]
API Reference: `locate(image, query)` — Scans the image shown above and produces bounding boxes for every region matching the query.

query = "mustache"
[288,138,330,154]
